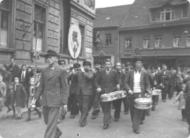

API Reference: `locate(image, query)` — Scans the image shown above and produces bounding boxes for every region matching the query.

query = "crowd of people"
[0,50,190,138]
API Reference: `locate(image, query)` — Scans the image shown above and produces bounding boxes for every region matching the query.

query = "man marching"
[33,50,69,138]
[96,61,120,129]
[125,61,151,134]
[77,61,95,127]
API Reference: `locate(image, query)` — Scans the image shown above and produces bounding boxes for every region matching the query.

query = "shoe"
[103,124,109,129]
[26,118,31,121]
[124,111,129,115]
[133,129,140,134]
[114,118,119,122]
[91,115,97,120]
[7,108,12,113]
[38,112,42,118]
[80,122,86,127]
[56,130,62,138]
[70,115,75,119]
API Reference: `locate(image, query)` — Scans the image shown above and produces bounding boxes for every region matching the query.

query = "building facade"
[93,5,130,65]
[94,0,190,68]
[0,0,95,65]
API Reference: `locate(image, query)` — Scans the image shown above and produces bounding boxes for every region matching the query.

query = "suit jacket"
[125,70,150,95]
[35,65,69,107]
[68,73,79,95]
[96,69,119,93]
[77,70,95,96]
[6,64,20,81]
[15,83,26,107]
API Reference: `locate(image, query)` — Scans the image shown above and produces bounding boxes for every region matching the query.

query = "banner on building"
[68,24,82,59]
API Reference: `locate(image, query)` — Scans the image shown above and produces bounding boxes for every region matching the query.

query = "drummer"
[96,60,120,129]
[125,60,151,134]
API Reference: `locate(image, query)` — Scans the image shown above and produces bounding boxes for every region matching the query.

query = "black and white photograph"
[0,0,190,138]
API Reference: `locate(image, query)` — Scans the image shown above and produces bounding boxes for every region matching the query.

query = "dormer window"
[160,9,174,21]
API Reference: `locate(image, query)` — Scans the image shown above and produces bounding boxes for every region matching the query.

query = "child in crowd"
[14,77,26,119]
[0,74,6,111]
[175,83,186,121]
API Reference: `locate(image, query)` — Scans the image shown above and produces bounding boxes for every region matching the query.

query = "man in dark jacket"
[184,71,190,137]
[77,61,95,127]
[113,62,125,122]
[34,50,69,138]
[67,63,80,119]
[5,57,20,82]
[91,64,102,119]
[96,61,120,129]
[125,61,151,134]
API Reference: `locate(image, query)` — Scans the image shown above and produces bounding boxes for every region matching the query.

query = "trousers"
[43,106,62,138]
[129,93,145,131]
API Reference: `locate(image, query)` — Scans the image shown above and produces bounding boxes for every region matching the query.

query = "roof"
[94,0,189,29]
[94,5,131,28]
[120,0,189,29]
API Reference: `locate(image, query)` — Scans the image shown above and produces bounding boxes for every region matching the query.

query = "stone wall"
[15,0,62,62]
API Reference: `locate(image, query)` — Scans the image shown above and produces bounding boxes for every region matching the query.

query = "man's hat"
[73,63,81,69]
[44,50,59,58]
[83,60,91,67]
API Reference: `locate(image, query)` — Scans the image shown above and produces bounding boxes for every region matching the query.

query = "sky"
[95,0,135,8]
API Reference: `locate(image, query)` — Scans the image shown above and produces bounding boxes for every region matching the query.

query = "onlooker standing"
[175,84,186,121]
[184,71,190,138]
[5,57,20,82]
[25,66,34,107]
[0,74,6,111]
[14,77,26,119]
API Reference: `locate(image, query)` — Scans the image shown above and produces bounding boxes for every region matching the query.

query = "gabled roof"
[94,5,131,28]
[94,0,189,30]
[120,0,189,29]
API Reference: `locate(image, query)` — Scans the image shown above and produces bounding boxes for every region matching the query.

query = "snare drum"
[134,98,152,110]
[101,90,127,102]
[152,89,161,96]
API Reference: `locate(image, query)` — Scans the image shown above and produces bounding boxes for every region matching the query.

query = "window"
[154,37,162,48]
[143,39,150,49]
[186,36,190,47]
[173,36,180,48]
[33,5,46,52]
[0,0,10,48]
[124,38,132,49]
[160,9,174,21]
[105,33,112,46]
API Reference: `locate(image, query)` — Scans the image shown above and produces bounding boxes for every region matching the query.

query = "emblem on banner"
[68,24,82,59]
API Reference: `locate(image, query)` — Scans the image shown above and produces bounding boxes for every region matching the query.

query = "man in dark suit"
[96,61,120,129]
[158,64,170,102]
[67,63,80,119]
[34,50,69,138]
[91,64,102,120]
[77,61,95,127]
[125,61,151,134]
[113,62,125,122]
[5,57,20,82]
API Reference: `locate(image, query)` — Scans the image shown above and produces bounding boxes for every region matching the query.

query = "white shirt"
[21,70,26,81]
[133,71,141,93]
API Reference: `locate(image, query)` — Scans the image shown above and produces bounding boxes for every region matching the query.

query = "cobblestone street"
[0,99,188,138]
